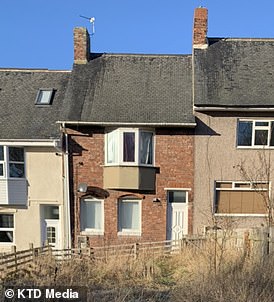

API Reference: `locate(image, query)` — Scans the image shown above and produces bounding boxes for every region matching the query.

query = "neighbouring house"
[0,68,71,252]
[59,28,195,247]
[192,8,274,233]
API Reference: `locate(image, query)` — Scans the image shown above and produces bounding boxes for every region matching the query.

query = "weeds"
[3,241,274,301]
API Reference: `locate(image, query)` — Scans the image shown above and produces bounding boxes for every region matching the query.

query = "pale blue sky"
[1,1,274,69]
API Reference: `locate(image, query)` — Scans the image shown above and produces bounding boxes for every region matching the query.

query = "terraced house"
[192,8,274,233]
[59,27,195,247]
[0,69,71,252]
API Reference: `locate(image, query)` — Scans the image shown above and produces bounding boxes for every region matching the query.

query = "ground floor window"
[0,214,14,243]
[215,181,268,215]
[80,197,104,235]
[118,198,141,235]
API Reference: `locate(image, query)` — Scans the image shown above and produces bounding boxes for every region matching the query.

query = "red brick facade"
[68,126,194,247]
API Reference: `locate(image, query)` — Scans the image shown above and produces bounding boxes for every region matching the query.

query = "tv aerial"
[80,15,95,35]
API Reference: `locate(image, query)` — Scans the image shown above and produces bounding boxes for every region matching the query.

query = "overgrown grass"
[3,241,274,301]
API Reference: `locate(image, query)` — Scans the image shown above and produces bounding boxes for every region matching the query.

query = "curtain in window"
[107,131,118,163]
[81,200,102,230]
[123,132,135,162]
[119,200,139,230]
[140,132,153,164]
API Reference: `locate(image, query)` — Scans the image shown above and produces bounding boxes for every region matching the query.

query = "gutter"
[0,139,59,147]
[57,121,197,128]
[194,106,274,112]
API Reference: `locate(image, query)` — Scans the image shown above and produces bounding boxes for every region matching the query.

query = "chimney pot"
[74,27,90,64]
[193,7,208,48]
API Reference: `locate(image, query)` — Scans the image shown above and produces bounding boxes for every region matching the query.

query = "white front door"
[43,219,61,249]
[166,190,188,241]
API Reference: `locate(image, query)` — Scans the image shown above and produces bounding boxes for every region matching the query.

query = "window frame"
[214,181,269,216]
[35,89,54,105]
[237,119,274,149]
[118,197,142,236]
[80,197,104,236]
[0,213,15,245]
[0,146,25,180]
[105,128,155,167]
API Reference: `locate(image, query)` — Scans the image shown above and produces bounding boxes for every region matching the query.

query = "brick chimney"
[193,7,208,48]
[74,27,90,64]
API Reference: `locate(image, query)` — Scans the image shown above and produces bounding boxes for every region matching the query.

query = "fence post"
[133,243,139,260]
[11,246,18,272]
[29,243,35,261]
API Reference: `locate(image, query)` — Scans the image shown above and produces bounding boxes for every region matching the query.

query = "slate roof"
[62,53,194,125]
[194,38,274,107]
[0,69,70,140]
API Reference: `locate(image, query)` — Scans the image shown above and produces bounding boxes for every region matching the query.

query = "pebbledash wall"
[67,127,194,247]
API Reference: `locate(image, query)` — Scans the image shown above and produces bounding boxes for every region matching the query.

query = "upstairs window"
[237,120,274,148]
[35,89,54,105]
[105,129,154,166]
[0,146,25,178]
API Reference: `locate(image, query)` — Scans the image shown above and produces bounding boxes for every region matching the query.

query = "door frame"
[166,189,189,241]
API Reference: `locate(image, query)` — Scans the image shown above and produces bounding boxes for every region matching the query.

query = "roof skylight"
[35,89,54,105]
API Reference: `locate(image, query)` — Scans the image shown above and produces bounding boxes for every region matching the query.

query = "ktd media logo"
[4,287,82,300]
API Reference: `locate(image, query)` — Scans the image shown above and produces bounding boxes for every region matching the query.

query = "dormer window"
[35,89,54,105]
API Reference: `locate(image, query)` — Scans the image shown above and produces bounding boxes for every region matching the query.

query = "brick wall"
[68,126,194,247]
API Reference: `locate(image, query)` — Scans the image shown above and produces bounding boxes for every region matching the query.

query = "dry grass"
[3,240,274,301]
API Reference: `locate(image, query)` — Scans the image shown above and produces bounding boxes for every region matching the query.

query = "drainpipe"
[61,123,72,249]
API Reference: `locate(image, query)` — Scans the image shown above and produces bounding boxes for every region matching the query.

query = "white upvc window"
[118,198,141,236]
[237,120,274,148]
[80,197,104,235]
[0,146,25,179]
[105,128,154,166]
[0,214,14,244]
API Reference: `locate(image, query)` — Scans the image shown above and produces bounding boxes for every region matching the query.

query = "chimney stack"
[193,7,208,48]
[74,27,90,64]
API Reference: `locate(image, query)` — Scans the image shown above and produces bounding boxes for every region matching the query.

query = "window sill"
[103,164,156,168]
[214,213,267,217]
[118,231,141,237]
[81,231,104,236]
[237,146,274,150]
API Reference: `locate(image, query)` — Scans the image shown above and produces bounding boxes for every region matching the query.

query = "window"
[35,89,54,105]
[0,214,14,243]
[106,129,154,166]
[9,147,25,178]
[0,146,25,179]
[118,198,141,235]
[80,197,104,235]
[237,120,274,147]
[215,181,268,215]
[168,190,187,203]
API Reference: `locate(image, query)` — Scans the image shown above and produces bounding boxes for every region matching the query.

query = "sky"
[1,1,274,70]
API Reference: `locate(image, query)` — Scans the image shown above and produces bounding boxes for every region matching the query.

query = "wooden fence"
[0,237,205,278]
[52,236,206,260]
[1,229,274,279]
[0,243,51,279]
